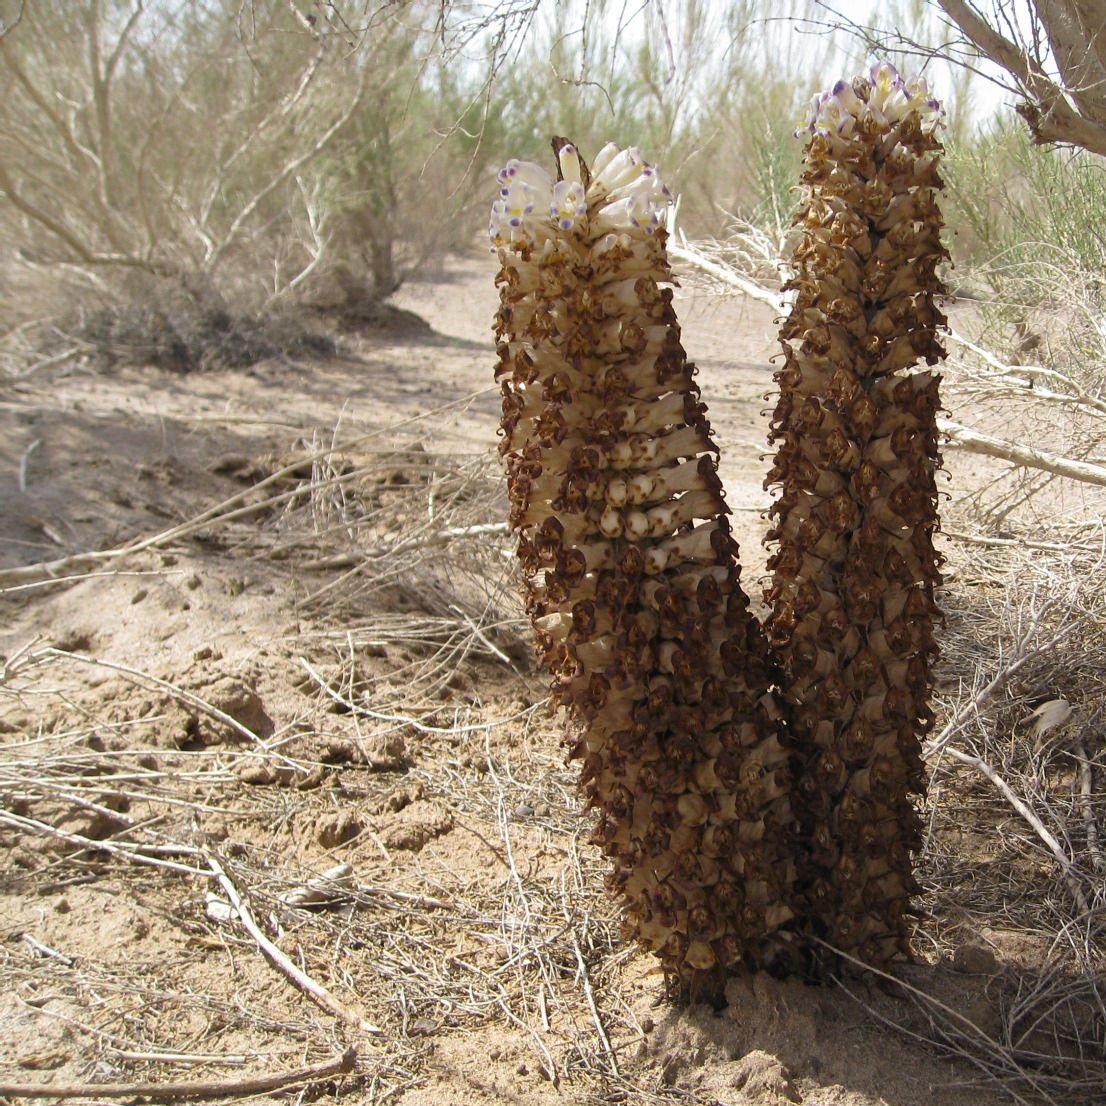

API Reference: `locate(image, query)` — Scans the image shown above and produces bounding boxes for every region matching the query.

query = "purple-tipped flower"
[802,63,944,140]
[551,179,587,231]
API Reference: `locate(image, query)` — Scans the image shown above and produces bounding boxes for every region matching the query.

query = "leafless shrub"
[0,1,506,375]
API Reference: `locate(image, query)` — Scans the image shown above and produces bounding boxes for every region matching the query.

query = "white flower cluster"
[489,142,672,247]
[797,62,944,141]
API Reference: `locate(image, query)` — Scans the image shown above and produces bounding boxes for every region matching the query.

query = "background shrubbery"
[3,0,1103,371]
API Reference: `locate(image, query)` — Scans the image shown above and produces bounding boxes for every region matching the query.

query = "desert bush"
[0,0,500,368]
[71,303,336,374]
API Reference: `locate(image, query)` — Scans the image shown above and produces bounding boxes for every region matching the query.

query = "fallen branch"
[0,809,211,877]
[668,238,788,313]
[939,418,1106,488]
[298,521,508,571]
[946,328,1106,419]
[0,1047,355,1101]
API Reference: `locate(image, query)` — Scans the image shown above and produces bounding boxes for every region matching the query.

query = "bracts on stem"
[491,140,800,995]
[766,66,948,970]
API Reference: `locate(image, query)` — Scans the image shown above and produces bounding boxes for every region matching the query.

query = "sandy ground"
[0,253,1064,1106]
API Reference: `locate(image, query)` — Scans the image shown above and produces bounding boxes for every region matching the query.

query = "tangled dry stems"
[3,346,1106,1101]
[0,304,338,381]
[0,411,711,1103]
[0,656,709,1104]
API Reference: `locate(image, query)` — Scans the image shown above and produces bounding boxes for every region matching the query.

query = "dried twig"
[205,852,382,1036]
[297,656,541,737]
[0,809,210,877]
[669,237,787,312]
[942,745,1091,915]
[939,418,1106,488]
[0,1047,356,1101]
[38,648,289,761]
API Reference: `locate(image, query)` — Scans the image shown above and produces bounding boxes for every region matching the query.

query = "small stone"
[515,1063,528,1076]
[237,763,275,785]
[130,588,148,604]
[54,898,70,914]
[731,1050,800,1103]
[640,1016,654,1034]
[953,942,999,975]
[515,803,534,818]
[193,645,213,661]
[316,812,362,849]
[186,574,202,591]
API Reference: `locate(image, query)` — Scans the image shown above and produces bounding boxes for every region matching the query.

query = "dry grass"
[3,335,1106,1103]
[0,414,713,1104]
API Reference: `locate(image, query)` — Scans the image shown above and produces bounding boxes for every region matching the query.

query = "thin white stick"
[448,602,514,667]
[669,239,788,313]
[926,617,1081,756]
[109,1049,247,1067]
[0,809,210,876]
[17,437,40,492]
[22,933,73,964]
[571,930,619,1077]
[1074,737,1105,875]
[0,1049,356,1101]
[946,328,1106,418]
[298,521,508,572]
[297,656,542,736]
[819,942,1050,1106]
[0,399,496,590]
[40,648,297,764]
[943,746,1091,916]
[205,853,382,1036]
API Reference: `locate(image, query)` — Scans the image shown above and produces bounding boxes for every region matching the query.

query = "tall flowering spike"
[492,140,799,995]
[768,68,947,970]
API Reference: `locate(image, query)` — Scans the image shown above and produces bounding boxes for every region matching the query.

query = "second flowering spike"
[767,66,948,970]
[492,139,800,995]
